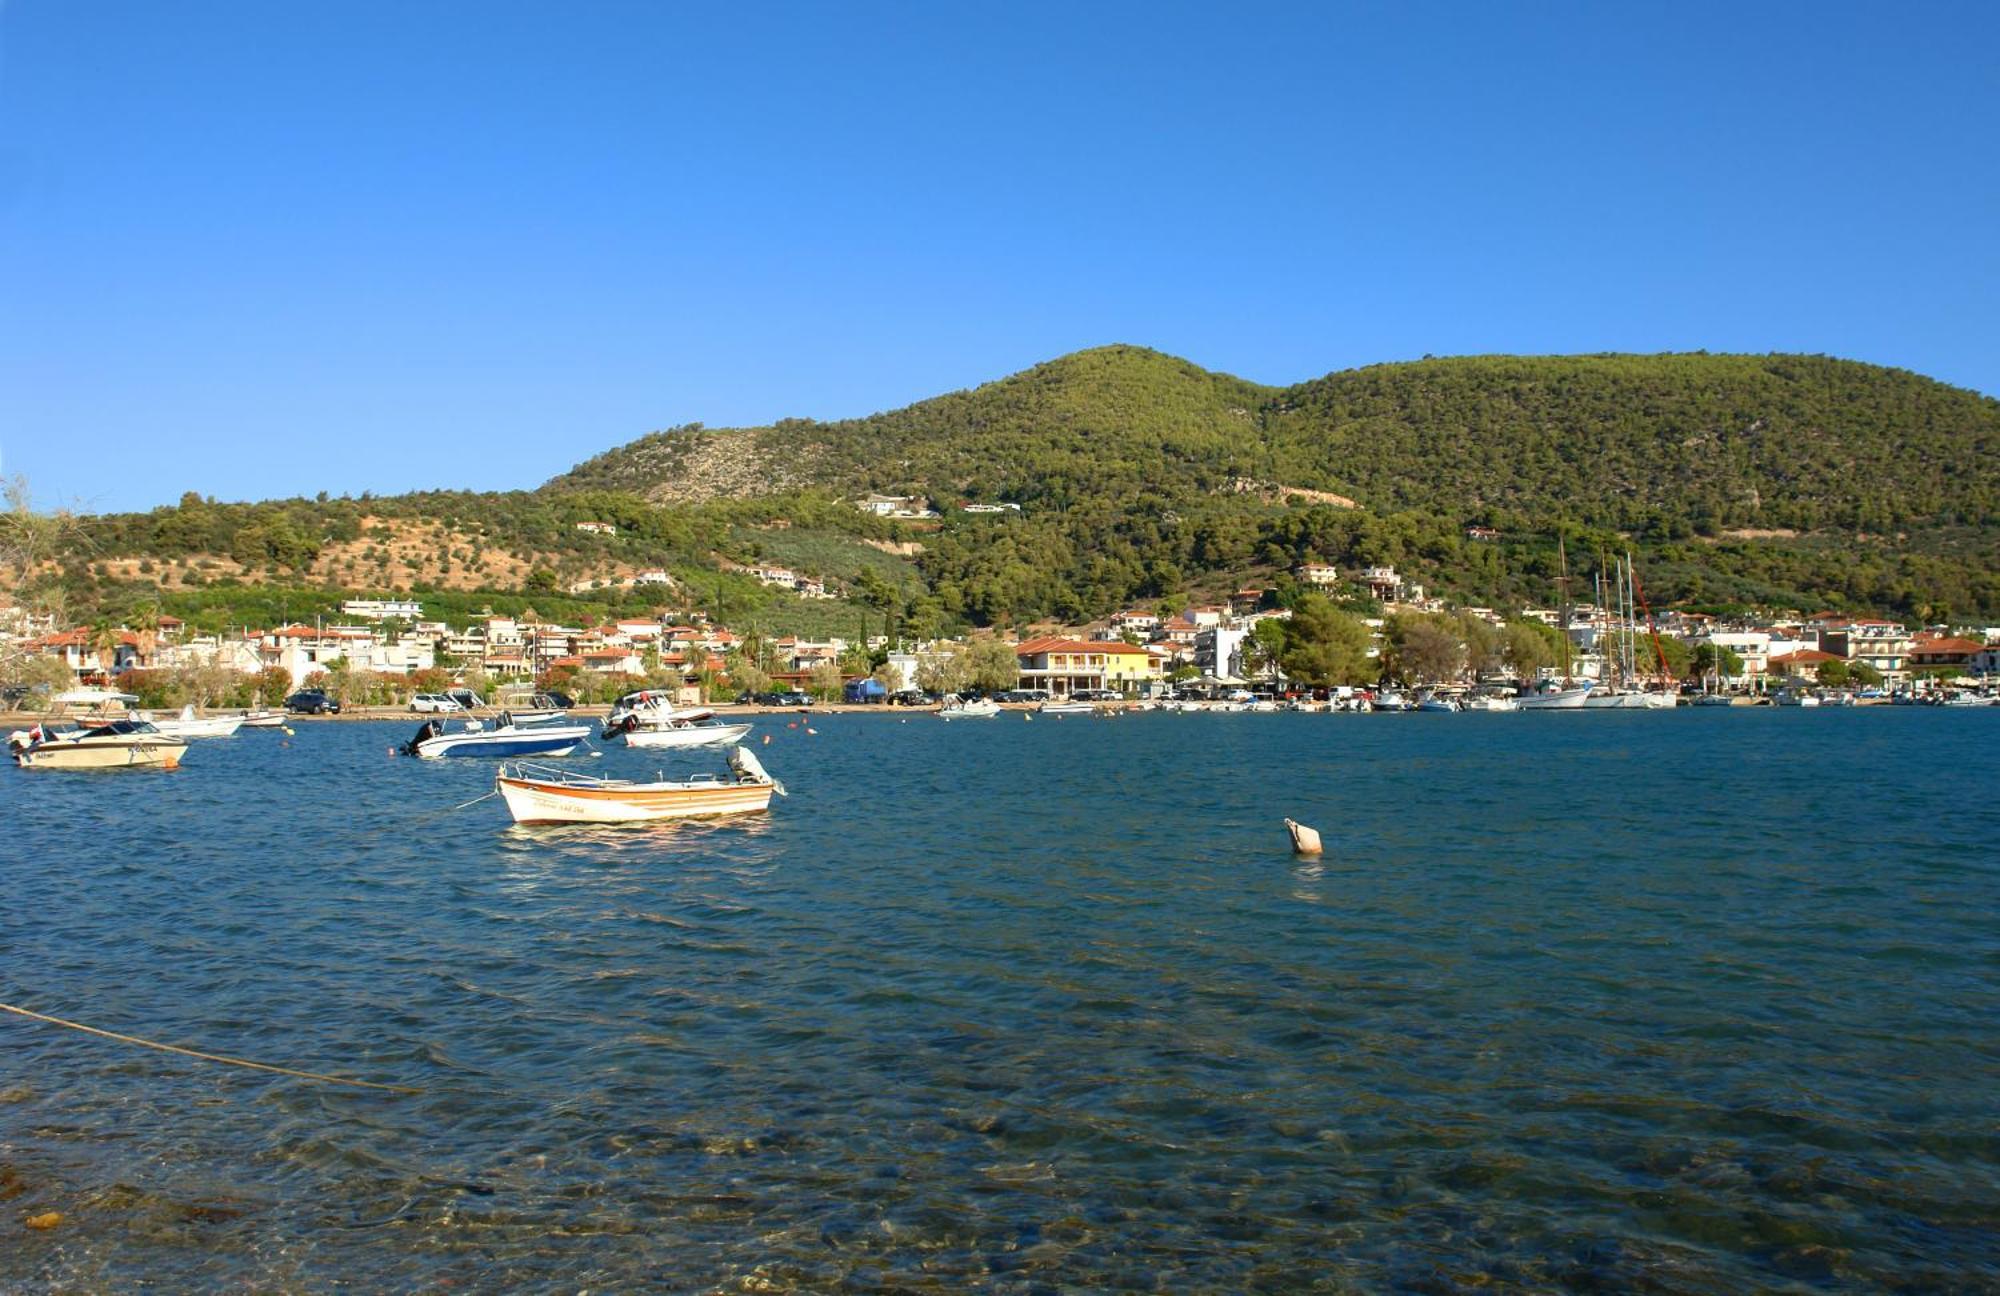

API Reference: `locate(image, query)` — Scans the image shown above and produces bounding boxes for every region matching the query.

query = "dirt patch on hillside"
[641,430,818,504]
[81,517,549,594]
[1222,478,1358,509]
[308,517,539,591]
[863,539,924,556]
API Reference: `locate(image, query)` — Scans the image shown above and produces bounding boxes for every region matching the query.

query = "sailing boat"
[1581,554,1673,708]
[1518,535,1593,710]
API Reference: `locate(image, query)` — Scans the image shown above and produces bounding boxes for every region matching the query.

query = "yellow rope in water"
[0,1001,421,1094]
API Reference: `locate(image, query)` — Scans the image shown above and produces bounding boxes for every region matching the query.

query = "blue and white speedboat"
[402,713,593,760]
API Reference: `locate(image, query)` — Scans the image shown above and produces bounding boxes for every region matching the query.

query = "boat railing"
[501,761,629,788]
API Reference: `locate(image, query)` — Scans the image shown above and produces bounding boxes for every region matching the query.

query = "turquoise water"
[3,710,1997,1290]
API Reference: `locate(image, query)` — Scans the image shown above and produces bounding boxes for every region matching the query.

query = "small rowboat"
[494,746,786,824]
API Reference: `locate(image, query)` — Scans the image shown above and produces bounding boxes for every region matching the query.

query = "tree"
[916,645,972,695]
[1849,660,1883,687]
[1457,613,1504,678]
[1279,593,1375,685]
[1383,613,1465,684]
[1689,642,1744,680]
[1242,618,1288,682]
[1,477,85,609]
[1502,621,1555,678]
[724,650,770,697]
[1815,659,1852,687]
[808,659,843,700]
[968,638,1020,692]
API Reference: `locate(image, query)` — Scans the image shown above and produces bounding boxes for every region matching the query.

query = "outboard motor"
[403,719,442,756]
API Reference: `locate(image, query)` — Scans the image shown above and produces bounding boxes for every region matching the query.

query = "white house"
[340,598,424,621]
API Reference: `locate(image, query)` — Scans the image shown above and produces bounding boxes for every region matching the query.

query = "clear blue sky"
[2,2,1995,513]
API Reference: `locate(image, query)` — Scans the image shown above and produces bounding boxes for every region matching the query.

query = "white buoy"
[1285,818,1323,855]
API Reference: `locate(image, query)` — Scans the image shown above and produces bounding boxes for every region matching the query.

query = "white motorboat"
[600,692,750,748]
[937,695,1001,720]
[9,718,187,769]
[495,746,784,825]
[1462,694,1519,712]
[1517,682,1594,710]
[403,713,594,759]
[1038,699,1095,715]
[1580,689,1677,710]
[237,709,288,728]
[495,687,571,724]
[1773,688,1821,708]
[609,707,751,749]
[145,704,244,739]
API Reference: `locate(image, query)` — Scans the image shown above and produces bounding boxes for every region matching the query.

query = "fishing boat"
[1038,699,1095,715]
[604,705,751,749]
[9,718,187,769]
[403,713,594,759]
[937,695,1001,720]
[494,746,785,824]
[237,709,288,728]
[145,704,244,739]
[1414,692,1461,713]
[1463,691,1520,712]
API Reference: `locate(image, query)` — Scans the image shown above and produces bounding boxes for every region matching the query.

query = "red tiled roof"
[1015,637,1153,657]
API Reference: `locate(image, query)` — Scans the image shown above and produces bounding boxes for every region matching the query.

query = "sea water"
[3,709,1996,1290]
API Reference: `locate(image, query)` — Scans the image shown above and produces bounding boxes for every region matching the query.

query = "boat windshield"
[79,719,158,738]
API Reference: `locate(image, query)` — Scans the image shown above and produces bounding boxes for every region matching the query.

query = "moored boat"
[9,718,188,769]
[1516,681,1594,710]
[146,704,244,739]
[606,706,752,749]
[495,746,785,824]
[937,695,1001,720]
[1038,699,1095,715]
[404,713,594,759]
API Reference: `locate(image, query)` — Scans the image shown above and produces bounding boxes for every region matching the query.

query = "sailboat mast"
[1557,535,1573,685]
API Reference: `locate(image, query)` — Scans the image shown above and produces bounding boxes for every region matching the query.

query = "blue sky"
[2,2,1995,513]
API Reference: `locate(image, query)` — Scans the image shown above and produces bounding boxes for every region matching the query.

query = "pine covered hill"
[549,346,2000,537]
[40,346,2000,632]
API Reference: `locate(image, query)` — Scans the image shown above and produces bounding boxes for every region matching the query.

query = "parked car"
[285,689,342,715]
[993,689,1050,703]
[889,689,940,706]
[410,693,462,713]
[1074,688,1124,701]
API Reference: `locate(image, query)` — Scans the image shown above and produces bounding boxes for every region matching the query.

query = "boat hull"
[16,738,186,769]
[152,717,244,738]
[1580,691,1676,710]
[1517,687,1593,710]
[620,722,752,749]
[496,775,774,823]
[414,724,594,759]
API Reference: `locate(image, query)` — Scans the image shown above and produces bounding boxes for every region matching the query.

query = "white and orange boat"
[493,746,785,825]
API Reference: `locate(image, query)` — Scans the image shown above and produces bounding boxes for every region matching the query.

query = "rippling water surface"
[4,709,1997,1290]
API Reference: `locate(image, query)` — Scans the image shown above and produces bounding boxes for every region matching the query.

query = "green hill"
[27,346,2000,632]
[551,347,2000,534]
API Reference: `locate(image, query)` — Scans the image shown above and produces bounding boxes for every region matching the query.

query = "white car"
[410,693,463,713]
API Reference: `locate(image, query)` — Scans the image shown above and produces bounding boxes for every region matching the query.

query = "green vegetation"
[14,347,2000,633]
